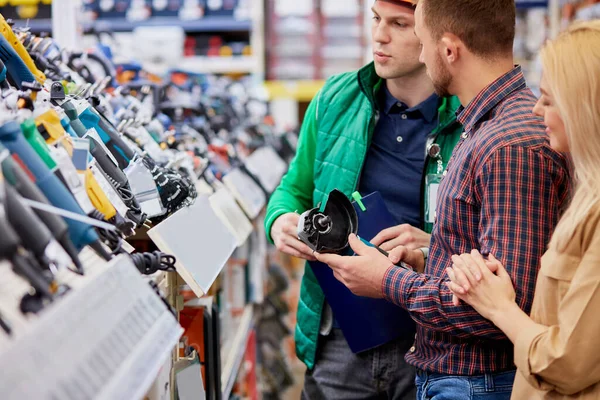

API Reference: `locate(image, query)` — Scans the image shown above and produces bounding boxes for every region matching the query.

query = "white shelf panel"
[0,254,182,400]
[221,304,254,399]
[147,195,237,298]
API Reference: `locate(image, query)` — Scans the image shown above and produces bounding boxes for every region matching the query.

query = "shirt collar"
[379,83,439,123]
[457,66,527,133]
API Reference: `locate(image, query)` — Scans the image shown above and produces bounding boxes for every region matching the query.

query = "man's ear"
[440,34,460,64]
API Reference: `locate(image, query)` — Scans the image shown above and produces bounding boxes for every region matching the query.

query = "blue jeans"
[416,369,515,400]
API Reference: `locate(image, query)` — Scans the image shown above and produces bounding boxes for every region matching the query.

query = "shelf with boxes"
[266,0,366,81]
[11,16,252,34]
[177,55,257,75]
[8,0,264,78]
[78,0,264,78]
[264,79,325,101]
[83,16,252,33]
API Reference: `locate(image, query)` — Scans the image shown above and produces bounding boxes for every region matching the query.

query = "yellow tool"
[16,6,39,19]
[82,169,117,220]
[35,109,65,145]
[0,13,46,84]
[9,1,41,4]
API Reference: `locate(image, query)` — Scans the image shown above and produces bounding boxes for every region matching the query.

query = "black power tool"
[297,189,358,254]
[297,189,412,270]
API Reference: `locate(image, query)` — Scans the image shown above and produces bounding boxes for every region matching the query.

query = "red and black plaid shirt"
[382,67,572,375]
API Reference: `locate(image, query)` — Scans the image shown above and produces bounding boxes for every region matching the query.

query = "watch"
[418,247,429,261]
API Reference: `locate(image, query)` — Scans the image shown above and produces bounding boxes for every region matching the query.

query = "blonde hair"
[542,20,600,249]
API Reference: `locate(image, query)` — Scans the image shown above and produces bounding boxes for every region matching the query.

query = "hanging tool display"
[0,11,297,343]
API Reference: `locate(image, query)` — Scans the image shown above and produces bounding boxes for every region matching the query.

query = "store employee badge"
[425,142,443,224]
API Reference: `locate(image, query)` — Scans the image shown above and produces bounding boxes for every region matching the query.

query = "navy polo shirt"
[358,84,439,227]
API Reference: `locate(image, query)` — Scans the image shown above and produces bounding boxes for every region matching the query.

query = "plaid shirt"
[382,67,571,376]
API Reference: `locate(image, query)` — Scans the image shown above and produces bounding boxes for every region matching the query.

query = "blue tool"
[78,105,136,169]
[0,59,8,90]
[63,100,146,227]
[63,100,131,188]
[1,143,85,274]
[0,35,36,90]
[58,111,79,138]
[0,198,55,301]
[0,121,107,257]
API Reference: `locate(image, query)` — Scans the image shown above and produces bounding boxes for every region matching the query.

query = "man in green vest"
[265,0,463,398]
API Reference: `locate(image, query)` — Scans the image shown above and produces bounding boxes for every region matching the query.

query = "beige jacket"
[512,205,600,399]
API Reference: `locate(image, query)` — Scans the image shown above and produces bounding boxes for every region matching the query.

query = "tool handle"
[0,195,54,298]
[79,107,134,169]
[63,103,131,192]
[0,15,45,83]
[34,110,67,145]
[358,237,412,270]
[62,101,88,137]
[0,201,21,257]
[21,119,57,170]
[2,156,84,273]
[90,143,129,187]
[12,251,54,299]
[98,112,136,160]
[84,169,117,220]
[0,35,35,89]
[2,151,69,241]
[0,312,11,335]
[3,183,52,258]
[0,59,9,89]
[0,121,100,249]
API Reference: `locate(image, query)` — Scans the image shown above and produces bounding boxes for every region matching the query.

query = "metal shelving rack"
[77,1,265,79]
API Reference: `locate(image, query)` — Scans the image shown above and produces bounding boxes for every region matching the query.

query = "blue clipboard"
[309,191,416,353]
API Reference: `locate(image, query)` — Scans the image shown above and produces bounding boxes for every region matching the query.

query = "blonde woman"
[446,20,600,399]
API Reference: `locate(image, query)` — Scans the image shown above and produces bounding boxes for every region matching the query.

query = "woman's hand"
[446,250,516,321]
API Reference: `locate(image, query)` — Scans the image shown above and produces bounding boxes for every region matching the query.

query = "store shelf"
[177,56,257,74]
[84,16,252,33]
[264,80,326,102]
[11,16,252,34]
[221,304,254,400]
[11,18,52,33]
[0,253,183,400]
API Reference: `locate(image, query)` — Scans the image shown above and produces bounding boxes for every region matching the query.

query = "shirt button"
[396,136,403,143]
[401,114,408,120]
[461,131,468,139]
[409,346,416,353]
